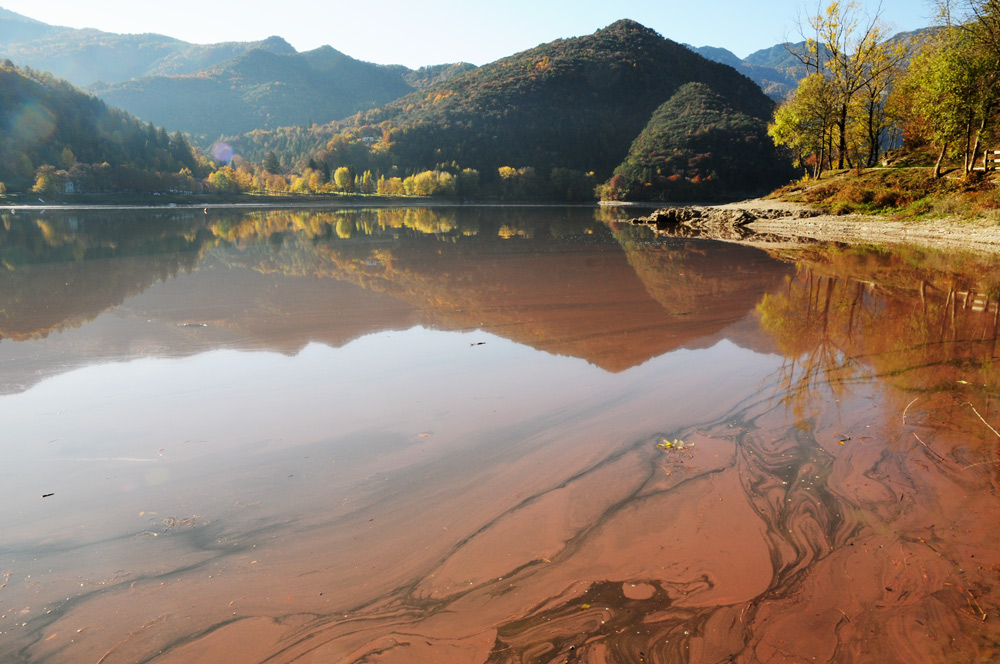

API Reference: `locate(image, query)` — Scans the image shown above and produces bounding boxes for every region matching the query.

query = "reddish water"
[1,208,999,663]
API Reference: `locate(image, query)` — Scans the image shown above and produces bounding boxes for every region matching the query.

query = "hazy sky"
[2,1,935,68]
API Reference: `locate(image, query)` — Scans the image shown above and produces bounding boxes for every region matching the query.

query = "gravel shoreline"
[645,198,1000,254]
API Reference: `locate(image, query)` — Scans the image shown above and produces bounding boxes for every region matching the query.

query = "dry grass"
[770,167,1000,220]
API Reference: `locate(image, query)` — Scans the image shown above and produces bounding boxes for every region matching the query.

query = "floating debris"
[657,438,689,451]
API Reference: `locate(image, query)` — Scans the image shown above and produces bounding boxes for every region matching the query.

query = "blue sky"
[2,1,934,68]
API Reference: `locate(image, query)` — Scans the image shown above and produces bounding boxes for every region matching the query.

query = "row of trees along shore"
[769,0,1000,179]
[202,156,598,200]
[206,157,481,197]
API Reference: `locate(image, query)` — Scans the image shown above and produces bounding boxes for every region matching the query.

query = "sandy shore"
[716,198,1000,253]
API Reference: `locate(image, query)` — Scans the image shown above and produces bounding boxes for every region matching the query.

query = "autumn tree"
[856,36,908,166]
[333,166,354,192]
[402,170,457,196]
[769,73,837,177]
[899,24,999,176]
[596,173,627,201]
[920,0,1000,173]
[360,170,375,194]
[31,165,63,196]
[786,1,908,169]
[377,176,405,196]
[207,166,241,194]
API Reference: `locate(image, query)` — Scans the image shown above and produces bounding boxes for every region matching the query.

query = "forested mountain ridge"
[0,63,199,192]
[351,19,774,173]
[221,19,784,199]
[89,46,420,139]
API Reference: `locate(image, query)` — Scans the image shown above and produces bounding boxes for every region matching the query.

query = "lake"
[2,205,999,663]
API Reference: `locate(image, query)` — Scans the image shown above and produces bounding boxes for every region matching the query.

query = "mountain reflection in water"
[0,207,998,664]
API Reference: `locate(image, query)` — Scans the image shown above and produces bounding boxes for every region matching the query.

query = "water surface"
[1,207,999,663]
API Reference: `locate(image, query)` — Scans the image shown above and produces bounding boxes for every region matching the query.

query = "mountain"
[0,8,478,140]
[0,7,302,87]
[718,28,937,101]
[227,19,782,198]
[0,63,198,191]
[90,45,418,139]
[606,82,797,201]
[743,42,807,72]
[688,44,798,100]
[367,19,776,175]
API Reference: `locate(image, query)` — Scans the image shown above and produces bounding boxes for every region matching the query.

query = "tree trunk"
[867,99,878,167]
[837,104,848,169]
[963,108,975,174]
[934,142,948,178]
[970,111,989,174]
[816,130,826,179]
[827,126,835,173]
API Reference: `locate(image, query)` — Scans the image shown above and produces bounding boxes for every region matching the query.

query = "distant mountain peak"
[303,44,348,59]
[591,18,665,43]
[257,35,296,54]
[300,44,355,72]
[686,45,744,68]
[601,18,655,33]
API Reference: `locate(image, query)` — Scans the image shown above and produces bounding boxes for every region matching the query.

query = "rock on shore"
[630,204,820,243]
[633,204,818,230]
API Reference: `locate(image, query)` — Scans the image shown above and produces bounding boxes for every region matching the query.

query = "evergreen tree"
[264,151,281,174]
